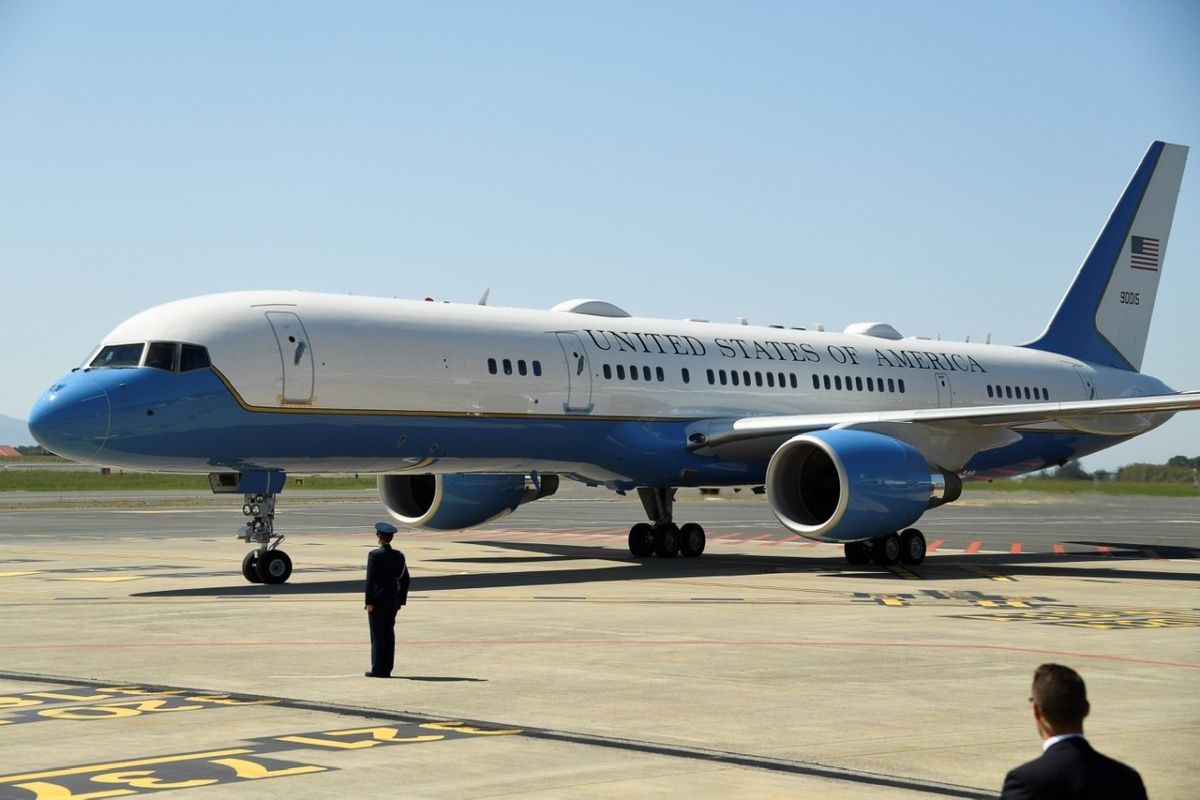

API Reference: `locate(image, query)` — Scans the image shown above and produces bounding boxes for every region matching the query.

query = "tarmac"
[0,486,1197,798]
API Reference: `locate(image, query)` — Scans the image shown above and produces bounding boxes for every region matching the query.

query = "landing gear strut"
[628,488,706,558]
[844,528,926,567]
[237,493,293,584]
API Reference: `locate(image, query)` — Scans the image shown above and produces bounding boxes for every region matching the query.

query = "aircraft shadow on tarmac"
[130,538,1198,598]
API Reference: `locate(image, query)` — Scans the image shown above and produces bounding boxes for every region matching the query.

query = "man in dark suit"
[364,522,410,678]
[1001,663,1146,799]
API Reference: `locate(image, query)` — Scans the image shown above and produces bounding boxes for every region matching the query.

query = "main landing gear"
[843,528,927,567]
[237,492,293,584]
[627,487,706,558]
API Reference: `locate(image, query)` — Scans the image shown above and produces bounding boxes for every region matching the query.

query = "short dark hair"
[1032,663,1088,726]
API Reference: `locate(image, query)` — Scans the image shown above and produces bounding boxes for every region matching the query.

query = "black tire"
[256,550,293,584]
[628,523,655,557]
[872,533,901,566]
[844,540,872,565]
[899,529,927,565]
[679,523,706,557]
[242,551,263,583]
[652,523,680,558]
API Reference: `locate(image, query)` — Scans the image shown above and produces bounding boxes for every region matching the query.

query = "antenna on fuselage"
[478,289,491,306]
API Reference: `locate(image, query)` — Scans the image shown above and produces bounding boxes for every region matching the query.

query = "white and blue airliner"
[29,142,1200,584]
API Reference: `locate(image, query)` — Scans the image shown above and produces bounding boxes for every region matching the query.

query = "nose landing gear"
[237,493,293,584]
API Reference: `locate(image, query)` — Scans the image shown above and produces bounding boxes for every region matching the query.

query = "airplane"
[28,141,1200,585]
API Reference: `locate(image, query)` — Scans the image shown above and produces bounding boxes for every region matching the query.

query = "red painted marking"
[766,534,804,547]
[1053,544,1066,556]
[926,539,943,553]
[4,640,1194,669]
[802,541,820,548]
[965,540,982,554]
[1010,543,1022,555]
[1144,549,1165,561]
[744,533,774,542]
[1097,545,1111,556]
[709,532,742,540]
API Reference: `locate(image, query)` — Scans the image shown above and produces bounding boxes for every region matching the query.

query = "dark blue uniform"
[365,541,410,677]
[1001,737,1146,799]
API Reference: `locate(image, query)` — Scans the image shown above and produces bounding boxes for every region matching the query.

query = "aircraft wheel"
[872,533,901,566]
[679,523,706,557]
[242,551,263,583]
[628,523,655,557]
[899,529,927,565]
[844,540,872,565]
[256,550,293,584]
[652,523,680,558]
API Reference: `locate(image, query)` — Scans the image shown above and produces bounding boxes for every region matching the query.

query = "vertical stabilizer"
[1024,141,1188,371]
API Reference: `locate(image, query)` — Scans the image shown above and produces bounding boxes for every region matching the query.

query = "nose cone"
[28,374,110,461]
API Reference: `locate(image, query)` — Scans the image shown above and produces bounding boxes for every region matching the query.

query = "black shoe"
[364,671,389,678]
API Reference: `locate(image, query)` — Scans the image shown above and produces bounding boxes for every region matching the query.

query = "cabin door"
[266,311,315,404]
[555,332,594,413]
[935,373,953,407]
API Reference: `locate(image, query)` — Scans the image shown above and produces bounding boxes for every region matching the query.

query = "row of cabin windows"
[486,358,542,377]
[602,364,668,382]
[707,368,800,389]
[988,384,1050,401]
[810,373,905,394]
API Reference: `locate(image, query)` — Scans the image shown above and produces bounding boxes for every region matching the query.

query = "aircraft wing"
[687,391,1200,470]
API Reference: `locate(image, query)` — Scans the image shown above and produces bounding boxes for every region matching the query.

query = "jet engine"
[765,429,960,542]
[377,473,559,531]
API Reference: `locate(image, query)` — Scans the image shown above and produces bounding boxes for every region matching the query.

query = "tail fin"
[1024,141,1188,371]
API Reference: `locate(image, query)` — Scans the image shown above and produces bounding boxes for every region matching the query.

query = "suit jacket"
[365,544,410,611]
[1000,737,1146,800]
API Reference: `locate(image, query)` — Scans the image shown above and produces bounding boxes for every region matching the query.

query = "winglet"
[1024,141,1188,371]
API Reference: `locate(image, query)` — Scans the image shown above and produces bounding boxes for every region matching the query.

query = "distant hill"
[0,414,35,446]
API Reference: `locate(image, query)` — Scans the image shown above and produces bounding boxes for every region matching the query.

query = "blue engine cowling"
[765,429,958,542]
[377,473,558,531]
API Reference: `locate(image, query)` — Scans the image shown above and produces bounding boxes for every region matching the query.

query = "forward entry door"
[266,311,314,404]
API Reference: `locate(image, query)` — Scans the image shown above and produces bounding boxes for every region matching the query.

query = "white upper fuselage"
[94,290,1169,423]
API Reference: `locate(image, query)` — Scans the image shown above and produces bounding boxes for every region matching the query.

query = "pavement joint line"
[0,669,995,799]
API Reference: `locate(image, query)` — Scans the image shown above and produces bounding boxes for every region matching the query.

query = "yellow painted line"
[0,572,39,578]
[964,566,1013,582]
[62,576,143,583]
[0,749,253,782]
[886,565,921,580]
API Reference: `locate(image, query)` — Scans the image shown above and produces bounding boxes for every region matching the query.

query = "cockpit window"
[144,342,177,371]
[179,344,211,372]
[89,343,145,369]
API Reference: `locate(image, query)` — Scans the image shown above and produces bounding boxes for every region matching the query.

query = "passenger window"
[1023,387,1031,400]
[789,374,797,389]
[630,365,639,381]
[731,371,739,386]
[179,344,211,372]
[532,360,542,377]
[603,364,612,380]
[145,342,176,371]
[656,366,664,382]
[719,370,727,386]
[834,376,842,390]
[707,369,715,385]
[987,385,993,398]
[898,379,905,393]
[823,375,831,390]
[644,366,652,382]
[503,359,512,375]
[487,358,497,375]
[812,374,820,390]
[1043,388,1050,400]
[743,371,751,386]
[518,360,528,376]
[617,365,626,380]
[855,377,863,391]
[681,368,690,384]
[1005,386,1013,399]
[89,343,145,369]
[766,373,774,388]
[887,378,895,392]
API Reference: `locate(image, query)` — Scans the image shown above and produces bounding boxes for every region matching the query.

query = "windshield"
[89,343,145,369]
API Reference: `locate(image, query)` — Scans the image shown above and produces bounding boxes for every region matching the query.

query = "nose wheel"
[236,492,293,584]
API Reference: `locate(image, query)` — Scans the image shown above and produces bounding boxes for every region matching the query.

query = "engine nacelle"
[378,473,559,531]
[765,429,960,542]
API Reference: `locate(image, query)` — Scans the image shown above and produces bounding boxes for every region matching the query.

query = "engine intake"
[378,473,559,531]
[765,429,960,542]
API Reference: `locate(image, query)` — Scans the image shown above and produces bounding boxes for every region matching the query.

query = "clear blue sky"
[1,1,1197,470]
